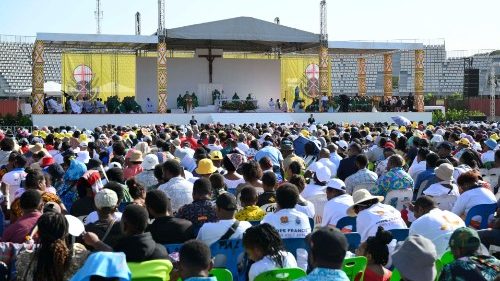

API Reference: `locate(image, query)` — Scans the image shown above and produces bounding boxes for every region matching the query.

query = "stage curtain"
[62,53,136,101]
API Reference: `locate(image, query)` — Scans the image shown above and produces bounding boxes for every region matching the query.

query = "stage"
[31,112,432,128]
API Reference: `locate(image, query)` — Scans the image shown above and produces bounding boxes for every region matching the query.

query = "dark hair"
[417,148,430,160]
[153,164,163,181]
[106,168,124,184]
[145,190,171,215]
[241,161,262,182]
[240,186,258,205]
[276,183,299,209]
[24,168,45,190]
[209,173,226,191]
[179,240,212,273]
[288,175,306,192]
[425,152,440,169]
[122,204,149,233]
[126,178,145,199]
[112,142,126,156]
[365,227,393,265]
[355,154,368,168]
[258,157,273,170]
[34,212,70,281]
[20,189,42,210]
[193,178,212,196]
[262,171,277,188]
[304,142,317,156]
[287,161,302,175]
[459,149,479,169]
[0,138,14,151]
[162,159,182,177]
[243,223,285,267]
[104,181,125,204]
[414,196,437,210]
[14,154,27,168]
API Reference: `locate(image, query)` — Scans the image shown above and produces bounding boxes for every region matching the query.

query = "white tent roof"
[21,81,62,96]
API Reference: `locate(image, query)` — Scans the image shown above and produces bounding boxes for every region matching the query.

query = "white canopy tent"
[21,81,62,97]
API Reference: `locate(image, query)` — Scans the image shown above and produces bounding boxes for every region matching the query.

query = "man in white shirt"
[322,179,354,228]
[327,143,343,168]
[301,164,331,200]
[347,189,407,242]
[481,139,497,165]
[236,134,249,154]
[1,154,27,208]
[307,148,338,178]
[344,154,378,194]
[408,148,429,181]
[158,160,193,213]
[206,135,223,152]
[261,183,312,239]
[197,193,251,246]
[409,196,465,256]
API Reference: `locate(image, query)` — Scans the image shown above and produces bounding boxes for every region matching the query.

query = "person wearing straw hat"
[123,150,144,180]
[439,227,500,281]
[135,154,160,188]
[423,163,460,197]
[392,235,438,281]
[347,189,406,242]
[321,179,353,230]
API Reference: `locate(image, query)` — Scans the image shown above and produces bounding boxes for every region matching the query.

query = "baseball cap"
[280,139,294,151]
[309,227,348,262]
[315,164,332,183]
[457,138,470,146]
[326,178,346,192]
[336,140,348,150]
[449,227,481,250]
[209,150,223,161]
[94,189,119,209]
[215,193,238,211]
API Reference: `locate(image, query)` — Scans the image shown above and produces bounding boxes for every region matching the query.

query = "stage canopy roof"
[37,16,424,54]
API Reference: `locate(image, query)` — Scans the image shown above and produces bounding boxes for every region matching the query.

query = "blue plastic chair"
[464,203,497,230]
[308,217,315,230]
[282,238,309,260]
[164,243,183,254]
[388,229,409,242]
[210,239,245,281]
[336,216,357,232]
[249,221,261,226]
[344,232,361,251]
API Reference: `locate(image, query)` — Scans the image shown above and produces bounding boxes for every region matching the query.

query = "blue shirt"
[254,146,283,167]
[413,168,437,199]
[296,268,350,281]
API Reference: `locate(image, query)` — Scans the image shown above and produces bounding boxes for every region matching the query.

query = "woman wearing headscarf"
[57,155,87,212]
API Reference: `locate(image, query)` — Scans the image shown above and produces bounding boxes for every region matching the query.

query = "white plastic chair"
[383,189,413,211]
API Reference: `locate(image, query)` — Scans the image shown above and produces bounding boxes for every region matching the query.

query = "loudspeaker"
[464,68,479,97]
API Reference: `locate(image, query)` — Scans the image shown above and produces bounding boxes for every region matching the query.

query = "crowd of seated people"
[0,119,498,280]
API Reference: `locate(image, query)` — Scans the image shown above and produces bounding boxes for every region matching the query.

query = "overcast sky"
[1,0,499,51]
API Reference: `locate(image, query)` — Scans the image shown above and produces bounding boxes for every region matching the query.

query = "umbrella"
[391,116,411,126]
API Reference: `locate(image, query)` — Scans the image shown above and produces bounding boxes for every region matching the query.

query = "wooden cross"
[199,48,222,83]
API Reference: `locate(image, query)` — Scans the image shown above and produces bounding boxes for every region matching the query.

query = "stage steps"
[209,112,295,125]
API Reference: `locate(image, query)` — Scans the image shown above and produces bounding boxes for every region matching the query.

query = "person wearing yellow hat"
[490,133,499,141]
[209,150,224,174]
[195,159,217,178]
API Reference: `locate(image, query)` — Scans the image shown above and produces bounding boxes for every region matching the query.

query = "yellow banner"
[62,53,136,101]
[280,55,330,105]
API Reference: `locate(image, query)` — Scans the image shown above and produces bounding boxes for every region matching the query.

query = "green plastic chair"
[127,259,173,281]
[391,260,443,281]
[390,269,401,281]
[440,250,454,266]
[342,256,367,281]
[254,268,306,281]
[209,268,233,281]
